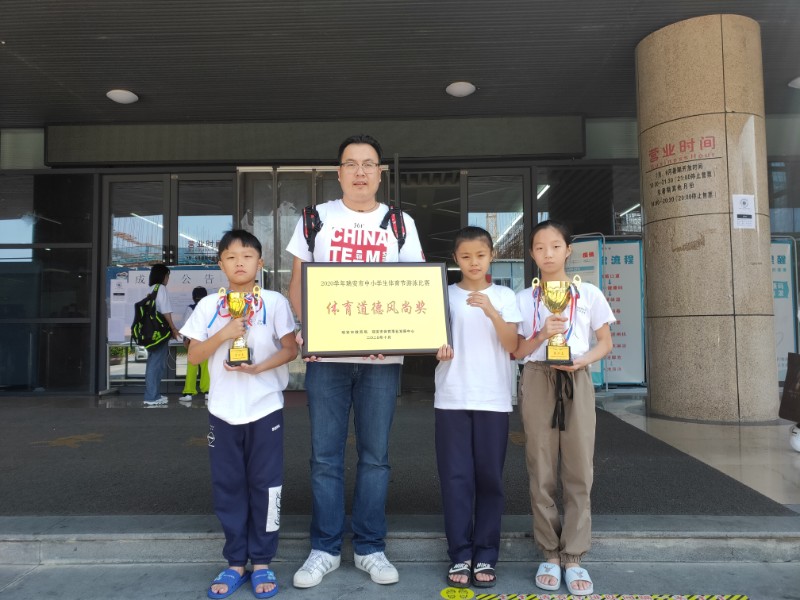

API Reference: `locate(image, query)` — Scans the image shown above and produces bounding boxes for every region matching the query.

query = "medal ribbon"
[529,285,542,339]
[562,283,580,342]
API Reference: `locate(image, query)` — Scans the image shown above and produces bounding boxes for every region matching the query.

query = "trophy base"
[227,347,252,367]
[545,344,573,366]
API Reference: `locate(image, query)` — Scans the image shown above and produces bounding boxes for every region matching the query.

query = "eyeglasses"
[339,161,380,174]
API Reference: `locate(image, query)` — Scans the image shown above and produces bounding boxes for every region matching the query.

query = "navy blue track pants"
[208,410,283,566]
[435,408,509,566]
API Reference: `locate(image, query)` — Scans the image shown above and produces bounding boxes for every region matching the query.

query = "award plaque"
[224,285,260,366]
[534,275,581,365]
[301,262,452,358]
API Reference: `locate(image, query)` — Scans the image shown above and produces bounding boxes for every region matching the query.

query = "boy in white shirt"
[181,229,297,599]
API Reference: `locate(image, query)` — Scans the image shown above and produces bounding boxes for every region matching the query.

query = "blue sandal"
[252,569,279,599]
[208,568,250,599]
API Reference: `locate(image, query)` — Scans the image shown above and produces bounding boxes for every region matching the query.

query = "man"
[286,134,424,588]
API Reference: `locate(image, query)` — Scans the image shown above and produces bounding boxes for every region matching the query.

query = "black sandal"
[472,562,496,588]
[447,562,471,588]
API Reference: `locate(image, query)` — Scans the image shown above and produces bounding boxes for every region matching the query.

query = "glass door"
[173,175,235,265]
[463,169,531,292]
[105,174,234,267]
[103,173,235,391]
[394,169,463,391]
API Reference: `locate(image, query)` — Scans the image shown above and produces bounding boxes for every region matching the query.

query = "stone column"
[636,14,777,421]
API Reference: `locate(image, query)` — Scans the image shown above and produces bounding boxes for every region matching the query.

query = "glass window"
[769,161,800,236]
[395,170,461,266]
[0,249,92,319]
[536,166,616,236]
[0,174,93,246]
[0,173,96,394]
[535,164,640,236]
[0,323,91,392]
[240,171,276,276]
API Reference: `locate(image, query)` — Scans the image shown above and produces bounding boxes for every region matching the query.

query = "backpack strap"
[379,203,406,251]
[302,205,323,257]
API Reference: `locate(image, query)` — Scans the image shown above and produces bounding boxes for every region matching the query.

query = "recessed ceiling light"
[106,89,139,104]
[789,77,800,89]
[445,81,476,97]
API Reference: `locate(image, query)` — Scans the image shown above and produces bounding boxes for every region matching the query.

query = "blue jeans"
[305,361,401,556]
[143,341,169,401]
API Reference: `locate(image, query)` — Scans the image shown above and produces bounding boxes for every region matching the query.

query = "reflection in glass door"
[106,174,234,267]
[174,176,235,265]
[107,177,168,266]
[465,170,530,292]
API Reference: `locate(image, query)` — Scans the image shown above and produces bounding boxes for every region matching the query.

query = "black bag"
[130,284,171,349]
[780,352,800,423]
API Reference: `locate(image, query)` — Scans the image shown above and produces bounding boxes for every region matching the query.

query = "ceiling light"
[106,89,139,104]
[789,77,800,89]
[445,81,476,97]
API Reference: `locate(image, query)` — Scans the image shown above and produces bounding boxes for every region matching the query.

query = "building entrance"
[101,166,532,394]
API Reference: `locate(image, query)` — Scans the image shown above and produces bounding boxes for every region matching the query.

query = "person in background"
[180,286,210,405]
[143,264,180,406]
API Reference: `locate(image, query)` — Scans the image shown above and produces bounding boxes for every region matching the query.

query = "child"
[179,286,210,405]
[514,220,614,597]
[434,226,522,589]
[180,229,298,599]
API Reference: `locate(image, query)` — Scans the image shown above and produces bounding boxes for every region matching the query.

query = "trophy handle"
[531,277,540,289]
[572,274,581,287]
[252,285,261,300]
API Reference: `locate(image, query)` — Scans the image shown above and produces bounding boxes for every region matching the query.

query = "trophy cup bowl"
[226,289,253,366]
[533,278,575,365]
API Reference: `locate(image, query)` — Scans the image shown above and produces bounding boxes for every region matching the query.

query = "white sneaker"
[143,395,168,406]
[204,393,209,400]
[179,394,193,403]
[354,551,399,585]
[293,549,340,588]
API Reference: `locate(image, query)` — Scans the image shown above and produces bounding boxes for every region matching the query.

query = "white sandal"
[535,562,561,591]
[564,565,594,596]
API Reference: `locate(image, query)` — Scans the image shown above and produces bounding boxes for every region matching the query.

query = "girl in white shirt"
[514,220,614,596]
[435,226,522,589]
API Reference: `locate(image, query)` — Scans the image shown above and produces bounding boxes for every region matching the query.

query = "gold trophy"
[223,285,260,366]
[533,275,581,365]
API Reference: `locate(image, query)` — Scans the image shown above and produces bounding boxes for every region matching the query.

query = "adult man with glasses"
[286,134,424,588]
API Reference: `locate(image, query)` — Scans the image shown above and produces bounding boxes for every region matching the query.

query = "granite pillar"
[636,14,777,421]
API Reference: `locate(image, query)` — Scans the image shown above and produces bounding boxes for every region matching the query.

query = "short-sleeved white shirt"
[180,290,296,425]
[285,199,425,365]
[515,281,615,363]
[434,284,523,412]
[153,284,172,315]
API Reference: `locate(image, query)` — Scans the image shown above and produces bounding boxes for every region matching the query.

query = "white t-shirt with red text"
[285,199,425,364]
